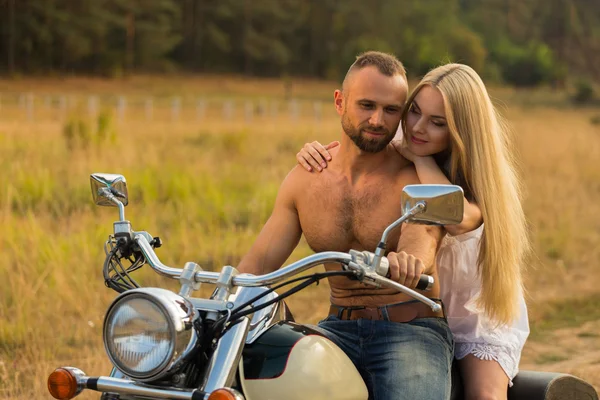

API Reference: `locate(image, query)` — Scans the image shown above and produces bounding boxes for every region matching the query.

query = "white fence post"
[145,97,153,121]
[59,96,67,121]
[171,97,181,122]
[196,98,206,121]
[289,99,299,121]
[223,100,234,120]
[270,100,279,118]
[245,100,253,123]
[88,96,98,121]
[313,101,322,122]
[18,93,25,110]
[117,96,126,123]
[258,98,268,117]
[6,92,329,124]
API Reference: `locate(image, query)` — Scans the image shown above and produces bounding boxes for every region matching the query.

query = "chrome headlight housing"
[103,288,198,381]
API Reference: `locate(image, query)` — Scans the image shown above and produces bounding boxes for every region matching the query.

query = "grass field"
[1,75,599,399]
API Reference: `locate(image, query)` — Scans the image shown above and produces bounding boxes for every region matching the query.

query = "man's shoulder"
[283,164,315,184]
[279,165,319,198]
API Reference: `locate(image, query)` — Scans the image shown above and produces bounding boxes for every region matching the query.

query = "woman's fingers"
[296,142,324,172]
[308,141,330,169]
[296,151,315,172]
[296,140,338,172]
[304,142,327,171]
[324,141,340,153]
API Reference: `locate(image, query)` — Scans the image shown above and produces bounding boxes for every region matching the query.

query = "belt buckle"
[335,305,362,320]
[346,306,366,320]
[360,306,383,321]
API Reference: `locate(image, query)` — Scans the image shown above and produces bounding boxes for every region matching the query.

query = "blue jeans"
[317,316,454,400]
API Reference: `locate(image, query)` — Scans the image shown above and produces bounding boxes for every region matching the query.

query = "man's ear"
[334,89,344,115]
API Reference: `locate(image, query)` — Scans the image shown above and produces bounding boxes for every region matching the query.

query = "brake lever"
[368,273,441,312]
[345,259,441,312]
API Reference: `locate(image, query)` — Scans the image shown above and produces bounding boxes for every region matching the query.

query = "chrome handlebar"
[134,234,441,312]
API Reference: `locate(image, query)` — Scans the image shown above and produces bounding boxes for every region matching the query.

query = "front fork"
[201,317,251,392]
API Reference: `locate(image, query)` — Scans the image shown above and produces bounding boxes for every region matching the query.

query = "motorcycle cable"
[103,238,144,293]
[211,270,356,338]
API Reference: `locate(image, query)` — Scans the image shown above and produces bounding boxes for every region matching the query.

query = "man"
[238,51,453,400]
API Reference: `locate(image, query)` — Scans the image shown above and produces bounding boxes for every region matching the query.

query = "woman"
[296,63,530,400]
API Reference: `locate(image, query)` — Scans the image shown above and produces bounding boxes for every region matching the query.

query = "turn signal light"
[48,368,78,399]
[207,388,243,400]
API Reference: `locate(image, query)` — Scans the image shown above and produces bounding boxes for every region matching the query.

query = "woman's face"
[404,85,451,157]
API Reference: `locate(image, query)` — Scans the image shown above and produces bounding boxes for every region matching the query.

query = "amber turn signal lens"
[207,388,240,400]
[47,368,78,400]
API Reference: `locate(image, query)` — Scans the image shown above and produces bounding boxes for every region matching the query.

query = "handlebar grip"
[360,252,433,291]
[416,274,434,291]
[379,258,434,291]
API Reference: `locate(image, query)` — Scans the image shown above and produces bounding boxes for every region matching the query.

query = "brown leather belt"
[328,300,444,323]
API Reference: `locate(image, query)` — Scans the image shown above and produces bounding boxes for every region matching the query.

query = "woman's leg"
[458,354,510,400]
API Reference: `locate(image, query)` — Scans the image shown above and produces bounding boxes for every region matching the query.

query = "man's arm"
[398,223,443,274]
[386,223,444,289]
[385,165,444,288]
[237,170,303,275]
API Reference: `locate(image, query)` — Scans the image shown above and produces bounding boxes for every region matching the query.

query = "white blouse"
[437,224,530,382]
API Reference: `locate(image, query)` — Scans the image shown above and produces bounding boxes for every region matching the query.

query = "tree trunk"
[243,0,252,75]
[126,11,135,74]
[8,0,15,74]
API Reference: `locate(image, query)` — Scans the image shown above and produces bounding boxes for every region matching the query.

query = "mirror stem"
[115,201,126,222]
[99,187,126,221]
[372,201,426,271]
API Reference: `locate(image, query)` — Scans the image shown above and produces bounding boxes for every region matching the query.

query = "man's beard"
[341,110,394,153]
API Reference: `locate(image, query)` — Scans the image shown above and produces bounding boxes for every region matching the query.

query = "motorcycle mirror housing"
[371,184,465,273]
[401,184,464,225]
[90,173,129,222]
[90,173,129,207]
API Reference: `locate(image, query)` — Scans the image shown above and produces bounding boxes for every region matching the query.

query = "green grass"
[530,293,600,339]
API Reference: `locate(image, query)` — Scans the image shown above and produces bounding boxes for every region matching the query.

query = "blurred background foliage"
[1,0,599,89]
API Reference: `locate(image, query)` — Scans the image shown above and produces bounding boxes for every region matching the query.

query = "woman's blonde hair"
[401,63,529,325]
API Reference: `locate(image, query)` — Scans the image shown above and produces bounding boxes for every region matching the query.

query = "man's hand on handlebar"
[386,251,425,289]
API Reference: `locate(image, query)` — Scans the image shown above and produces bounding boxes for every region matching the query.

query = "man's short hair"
[343,51,407,90]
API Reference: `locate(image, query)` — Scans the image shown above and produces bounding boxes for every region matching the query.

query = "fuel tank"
[239,321,368,400]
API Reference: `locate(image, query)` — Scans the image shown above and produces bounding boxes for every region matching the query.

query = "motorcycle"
[47,173,598,400]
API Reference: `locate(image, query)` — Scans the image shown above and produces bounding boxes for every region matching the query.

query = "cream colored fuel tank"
[239,322,368,400]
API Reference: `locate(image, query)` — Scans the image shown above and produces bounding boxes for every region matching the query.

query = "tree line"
[1,0,599,87]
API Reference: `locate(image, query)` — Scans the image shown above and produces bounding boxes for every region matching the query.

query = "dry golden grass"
[0,74,335,102]
[0,76,599,399]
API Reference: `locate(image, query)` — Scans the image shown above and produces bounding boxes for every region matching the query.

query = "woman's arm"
[296,141,339,172]
[390,139,483,235]
[298,139,482,234]
[413,155,483,236]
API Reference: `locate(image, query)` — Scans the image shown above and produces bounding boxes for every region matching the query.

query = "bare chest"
[297,176,402,253]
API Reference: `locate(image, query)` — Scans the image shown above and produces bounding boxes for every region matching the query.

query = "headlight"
[103,288,198,381]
